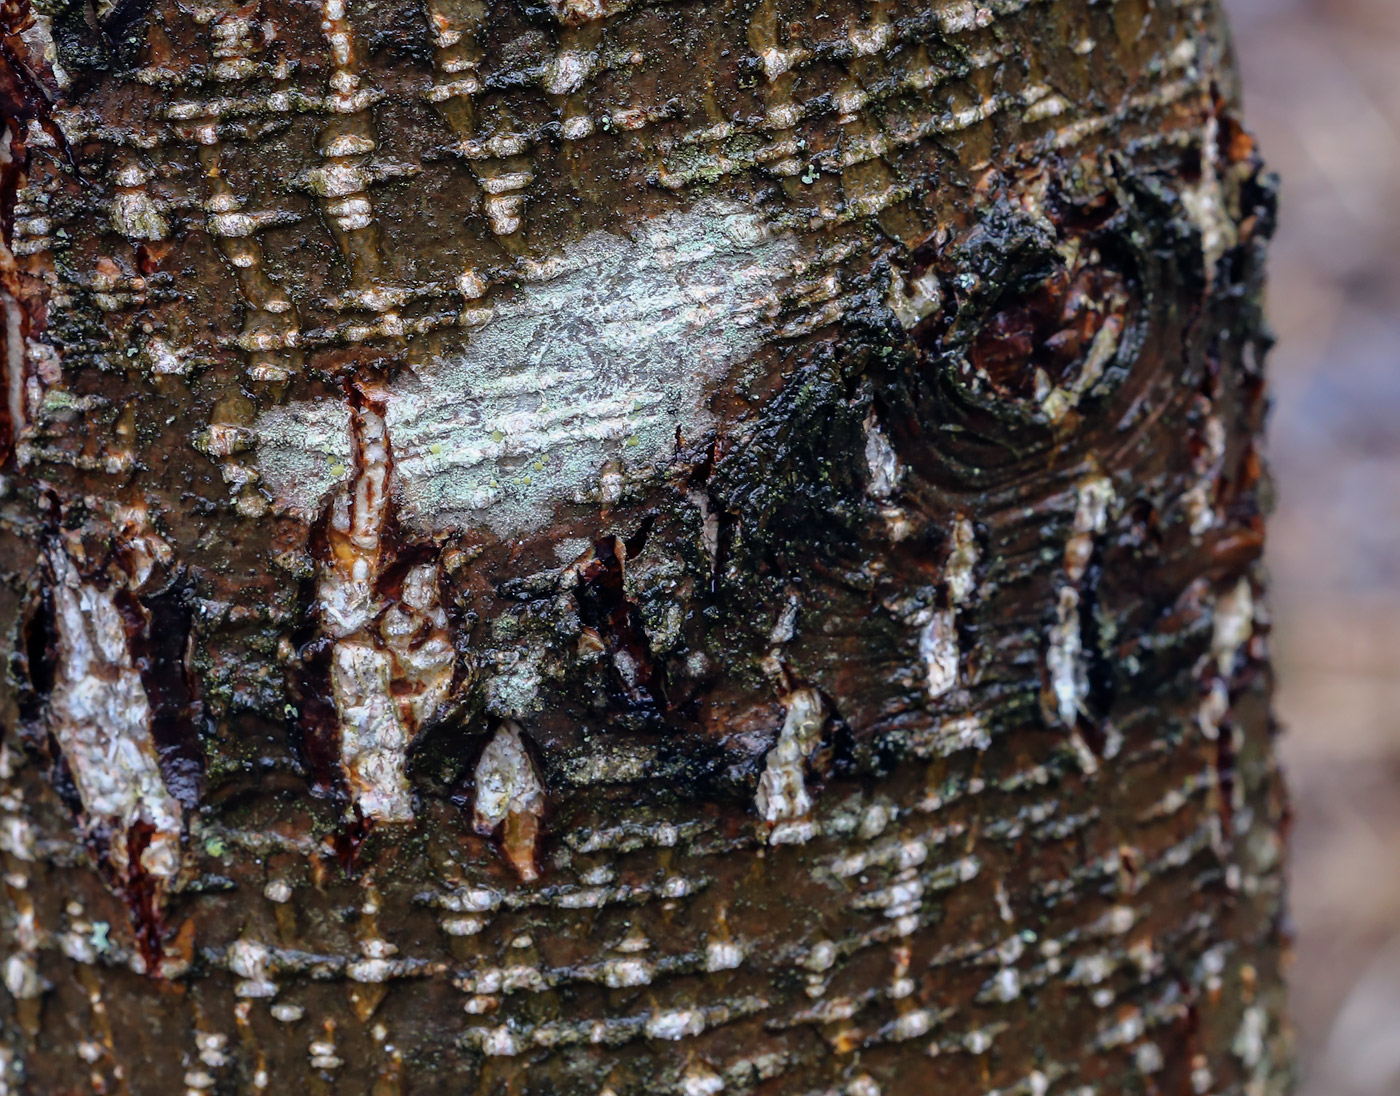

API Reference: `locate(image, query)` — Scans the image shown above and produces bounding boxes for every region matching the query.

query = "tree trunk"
[0,0,1289,1092]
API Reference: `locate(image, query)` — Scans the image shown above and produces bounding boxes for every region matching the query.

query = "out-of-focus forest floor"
[1225,0,1400,1092]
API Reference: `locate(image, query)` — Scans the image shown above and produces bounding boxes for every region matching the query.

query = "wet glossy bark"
[0,0,1290,1093]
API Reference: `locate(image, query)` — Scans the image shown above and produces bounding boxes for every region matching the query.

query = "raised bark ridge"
[0,0,1289,1093]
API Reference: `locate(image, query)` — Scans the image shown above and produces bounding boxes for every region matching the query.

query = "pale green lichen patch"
[255,397,354,520]
[255,200,798,535]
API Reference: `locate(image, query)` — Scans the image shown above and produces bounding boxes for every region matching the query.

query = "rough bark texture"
[0,0,1289,1093]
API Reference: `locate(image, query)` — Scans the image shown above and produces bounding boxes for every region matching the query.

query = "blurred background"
[1223,0,1400,1092]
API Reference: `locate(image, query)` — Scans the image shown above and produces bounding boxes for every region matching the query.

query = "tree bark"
[0,0,1289,1092]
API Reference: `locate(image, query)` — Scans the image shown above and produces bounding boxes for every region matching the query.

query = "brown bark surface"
[0,0,1289,1092]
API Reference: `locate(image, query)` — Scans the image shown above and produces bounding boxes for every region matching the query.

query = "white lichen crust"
[256,200,798,537]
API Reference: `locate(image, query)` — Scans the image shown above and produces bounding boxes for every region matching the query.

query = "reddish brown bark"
[0,0,1289,1093]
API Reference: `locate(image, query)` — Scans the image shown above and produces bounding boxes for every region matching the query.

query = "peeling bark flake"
[755,687,825,844]
[318,399,456,823]
[472,722,546,880]
[44,541,183,884]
